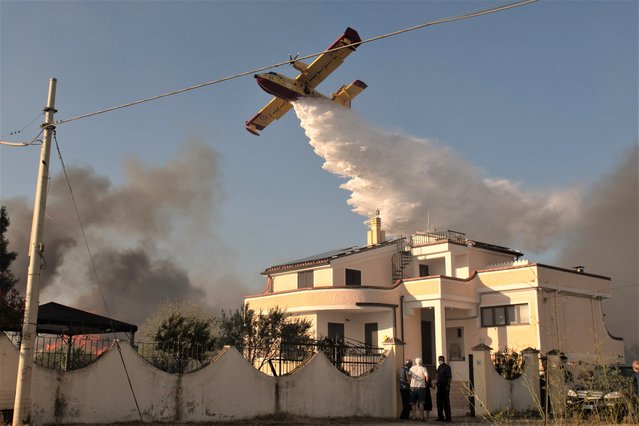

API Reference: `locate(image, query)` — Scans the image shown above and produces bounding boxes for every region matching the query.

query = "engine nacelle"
[292,60,309,73]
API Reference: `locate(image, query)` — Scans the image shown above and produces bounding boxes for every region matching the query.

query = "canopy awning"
[34,302,138,336]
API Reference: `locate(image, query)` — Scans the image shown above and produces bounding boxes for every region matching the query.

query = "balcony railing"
[411,230,467,247]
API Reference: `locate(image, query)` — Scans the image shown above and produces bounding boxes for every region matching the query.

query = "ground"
[40,414,590,426]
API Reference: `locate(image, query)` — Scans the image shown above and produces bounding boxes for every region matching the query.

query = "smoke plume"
[557,146,638,360]
[4,142,247,325]
[293,99,580,251]
[293,99,637,357]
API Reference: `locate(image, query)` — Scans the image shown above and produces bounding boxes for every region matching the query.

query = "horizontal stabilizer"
[330,80,368,108]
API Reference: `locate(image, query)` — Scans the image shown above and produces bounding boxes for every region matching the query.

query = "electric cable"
[48,0,537,127]
[0,112,43,139]
[52,131,144,422]
[0,128,44,146]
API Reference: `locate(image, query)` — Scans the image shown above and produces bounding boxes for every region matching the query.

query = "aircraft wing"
[296,27,362,89]
[245,97,293,136]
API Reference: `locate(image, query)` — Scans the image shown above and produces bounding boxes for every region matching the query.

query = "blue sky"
[1,1,637,312]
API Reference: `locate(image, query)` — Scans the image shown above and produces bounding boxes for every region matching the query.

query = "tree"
[154,312,216,359]
[0,206,24,331]
[218,304,312,370]
[138,301,216,373]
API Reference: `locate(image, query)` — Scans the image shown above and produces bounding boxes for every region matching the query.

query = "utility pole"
[12,78,57,426]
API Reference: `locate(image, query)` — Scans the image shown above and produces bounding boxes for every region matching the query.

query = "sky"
[0,0,637,354]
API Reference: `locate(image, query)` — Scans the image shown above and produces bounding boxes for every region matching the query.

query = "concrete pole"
[12,78,57,426]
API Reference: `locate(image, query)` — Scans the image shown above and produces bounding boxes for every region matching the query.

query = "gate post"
[470,343,493,417]
[546,350,567,419]
[520,347,541,414]
[383,337,404,418]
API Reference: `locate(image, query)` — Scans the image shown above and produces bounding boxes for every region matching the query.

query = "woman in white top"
[409,357,430,420]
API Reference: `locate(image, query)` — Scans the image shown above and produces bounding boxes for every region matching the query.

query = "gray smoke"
[557,146,639,360]
[4,141,247,324]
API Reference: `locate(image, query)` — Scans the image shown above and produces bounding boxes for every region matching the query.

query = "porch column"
[434,301,446,360]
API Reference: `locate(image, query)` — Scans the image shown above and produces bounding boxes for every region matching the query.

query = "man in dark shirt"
[435,355,452,422]
[399,359,412,419]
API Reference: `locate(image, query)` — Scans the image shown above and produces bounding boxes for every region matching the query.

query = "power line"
[0,112,43,139]
[48,0,537,127]
[0,128,44,147]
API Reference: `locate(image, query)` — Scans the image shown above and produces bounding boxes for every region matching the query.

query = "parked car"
[566,364,634,420]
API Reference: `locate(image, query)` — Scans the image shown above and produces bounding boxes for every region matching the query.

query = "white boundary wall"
[0,334,395,424]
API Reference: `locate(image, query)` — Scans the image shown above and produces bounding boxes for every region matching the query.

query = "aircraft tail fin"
[330,80,367,108]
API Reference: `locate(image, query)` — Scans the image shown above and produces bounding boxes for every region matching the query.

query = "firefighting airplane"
[245,27,366,136]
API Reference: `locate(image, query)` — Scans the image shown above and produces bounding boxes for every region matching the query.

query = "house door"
[364,322,378,352]
[327,322,345,340]
[421,321,434,365]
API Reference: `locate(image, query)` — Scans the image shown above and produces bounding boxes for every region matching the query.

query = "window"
[419,264,430,277]
[345,268,361,286]
[297,270,314,289]
[481,304,529,327]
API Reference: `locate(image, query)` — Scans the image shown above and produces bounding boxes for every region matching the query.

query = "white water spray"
[293,98,580,251]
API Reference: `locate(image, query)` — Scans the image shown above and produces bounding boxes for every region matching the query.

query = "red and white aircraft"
[245,27,367,136]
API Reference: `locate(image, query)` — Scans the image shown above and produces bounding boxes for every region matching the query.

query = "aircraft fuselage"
[255,72,323,102]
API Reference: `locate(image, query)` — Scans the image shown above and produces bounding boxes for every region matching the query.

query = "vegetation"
[137,302,312,373]
[137,301,217,373]
[218,304,312,370]
[492,347,525,380]
[0,206,24,331]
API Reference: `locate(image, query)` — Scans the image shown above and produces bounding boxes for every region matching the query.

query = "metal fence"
[134,341,218,374]
[4,333,385,377]
[4,333,217,373]
[5,333,117,371]
[271,339,386,377]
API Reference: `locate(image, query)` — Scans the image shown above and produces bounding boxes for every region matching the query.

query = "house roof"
[34,302,138,336]
[262,239,400,275]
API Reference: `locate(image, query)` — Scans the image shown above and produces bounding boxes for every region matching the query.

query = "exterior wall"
[537,291,624,362]
[0,334,395,423]
[402,308,422,362]
[314,267,333,287]
[246,286,401,314]
[469,288,540,352]
[468,250,515,273]
[331,246,396,287]
[270,266,334,293]
[271,272,299,293]
[314,310,393,346]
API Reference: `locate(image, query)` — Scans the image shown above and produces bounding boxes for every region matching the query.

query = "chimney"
[367,209,386,245]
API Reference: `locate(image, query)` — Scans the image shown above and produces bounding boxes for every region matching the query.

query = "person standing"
[399,359,412,419]
[435,355,452,422]
[409,357,430,421]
